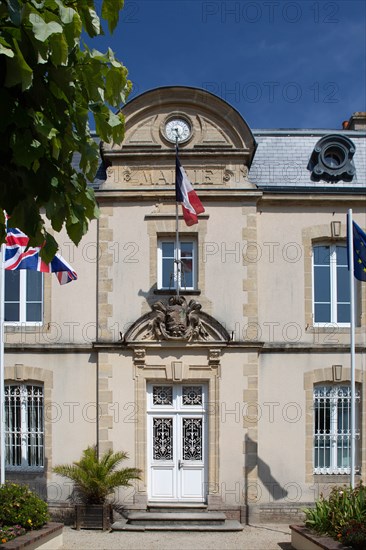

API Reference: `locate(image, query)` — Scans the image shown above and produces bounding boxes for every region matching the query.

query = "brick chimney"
[345,112,366,131]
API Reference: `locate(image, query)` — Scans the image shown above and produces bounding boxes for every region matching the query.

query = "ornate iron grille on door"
[182,418,202,460]
[153,418,173,460]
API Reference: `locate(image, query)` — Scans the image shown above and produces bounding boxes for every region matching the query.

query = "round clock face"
[165,118,191,143]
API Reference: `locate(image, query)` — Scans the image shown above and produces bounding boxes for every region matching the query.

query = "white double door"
[147,383,208,502]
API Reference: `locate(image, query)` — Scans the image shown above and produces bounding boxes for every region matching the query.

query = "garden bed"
[1,522,63,550]
[290,525,350,550]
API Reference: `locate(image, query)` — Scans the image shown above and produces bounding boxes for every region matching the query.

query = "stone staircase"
[112,504,243,532]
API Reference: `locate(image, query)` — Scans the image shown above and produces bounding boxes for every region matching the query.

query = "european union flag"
[352,221,366,282]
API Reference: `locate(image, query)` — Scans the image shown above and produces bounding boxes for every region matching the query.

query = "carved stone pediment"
[100,87,258,191]
[124,296,230,343]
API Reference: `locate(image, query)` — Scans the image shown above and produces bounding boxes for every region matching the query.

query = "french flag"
[176,155,205,226]
[4,227,77,285]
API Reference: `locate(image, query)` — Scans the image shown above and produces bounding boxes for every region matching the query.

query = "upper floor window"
[5,384,44,469]
[314,384,360,475]
[313,244,350,325]
[157,238,197,290]
[4,270,43,325]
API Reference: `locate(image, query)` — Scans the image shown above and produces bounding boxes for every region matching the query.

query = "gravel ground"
[60,524,292,550]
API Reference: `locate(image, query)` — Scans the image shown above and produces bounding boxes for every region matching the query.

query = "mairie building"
[3,87,366,523]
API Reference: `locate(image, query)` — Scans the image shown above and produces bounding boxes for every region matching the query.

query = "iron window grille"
[5,384,44,469]
[314,384,361,475]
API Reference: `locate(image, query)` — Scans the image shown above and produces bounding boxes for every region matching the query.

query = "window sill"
[309,325,354,334]
[6,467,44,473]
[313,473,361,482]
[154,289,201,296]
[311,324,350,330]
[5,323,43,330]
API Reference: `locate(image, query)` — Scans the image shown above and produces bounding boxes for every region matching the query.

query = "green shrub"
[303,482,366,541]
[338,519,366,549]
[0,483,49,530]
[0,525,26,545]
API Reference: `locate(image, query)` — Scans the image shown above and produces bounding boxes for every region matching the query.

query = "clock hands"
[165,118,191,143]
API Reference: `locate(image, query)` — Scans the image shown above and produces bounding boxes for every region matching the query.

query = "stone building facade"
[4,87,366,522]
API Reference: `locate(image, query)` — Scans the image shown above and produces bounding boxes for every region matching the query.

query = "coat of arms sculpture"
[124,296,230,343]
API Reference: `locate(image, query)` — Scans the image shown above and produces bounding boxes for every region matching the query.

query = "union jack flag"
[4,227,77,285]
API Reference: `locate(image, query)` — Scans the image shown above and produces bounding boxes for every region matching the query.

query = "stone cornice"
[259,192,366,204]
[261,342,366,353]
[5,341,364,353]
[103,149,250,158]
[4,343,93,353]
[96,189,263,201]
[93,341,231,351]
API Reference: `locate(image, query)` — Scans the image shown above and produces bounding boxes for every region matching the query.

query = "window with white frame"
[314,384,361,474]
[4,270,43,324]
[157,238,197,290]
[313,244,350,325]
[5,384,44,469]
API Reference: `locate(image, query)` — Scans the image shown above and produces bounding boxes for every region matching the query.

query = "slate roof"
[80,130,366,194]
[249,129,366,191]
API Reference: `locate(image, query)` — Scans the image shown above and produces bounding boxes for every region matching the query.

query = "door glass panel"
[153,418,173,460]
[182,386,202,406]
[153,386,173,406]
[182,418,202,460]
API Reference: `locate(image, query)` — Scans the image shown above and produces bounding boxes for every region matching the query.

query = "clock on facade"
[164,118,191,143]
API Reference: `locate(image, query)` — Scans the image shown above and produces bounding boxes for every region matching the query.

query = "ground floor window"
[314,384,361,474]
[5,384,44,469]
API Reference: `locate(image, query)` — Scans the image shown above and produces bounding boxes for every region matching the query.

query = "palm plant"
[53,446,141,505]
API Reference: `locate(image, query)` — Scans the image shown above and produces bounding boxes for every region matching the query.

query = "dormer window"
[307,134,356,182]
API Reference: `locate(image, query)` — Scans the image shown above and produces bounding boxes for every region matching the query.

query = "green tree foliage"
[0,0,131,260]
[53,446,141,504]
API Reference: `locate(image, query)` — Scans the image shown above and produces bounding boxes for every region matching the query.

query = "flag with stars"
[352,221,366,282]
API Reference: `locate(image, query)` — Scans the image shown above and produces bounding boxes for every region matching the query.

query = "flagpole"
[175,136,180,298]
[347,208,356,488]
[0,243,6,484]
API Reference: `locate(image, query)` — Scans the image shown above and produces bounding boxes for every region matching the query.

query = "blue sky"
[87,0,366,129]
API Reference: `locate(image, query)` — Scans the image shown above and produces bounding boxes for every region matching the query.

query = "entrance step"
[148,503,208,513]
[112,519,244,531]
[112,509,243,532]
[127,511,226,526]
